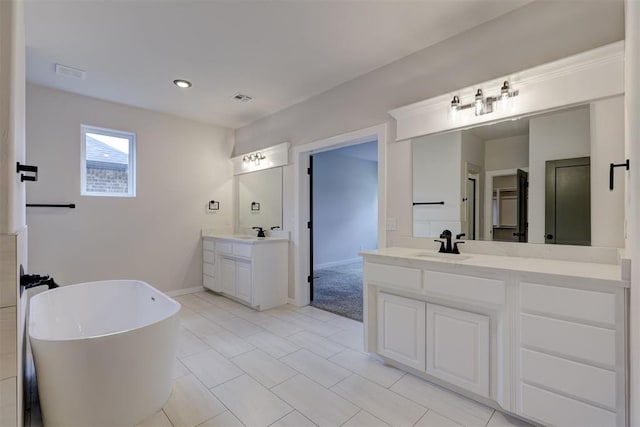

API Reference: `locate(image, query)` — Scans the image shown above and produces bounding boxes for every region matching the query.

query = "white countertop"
[360,247,628,286]
[201,232,289,243]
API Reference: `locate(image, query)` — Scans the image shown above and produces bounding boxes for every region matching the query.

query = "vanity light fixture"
[449,81,519,119]
[173,79,192,89]
[242,152,267,167]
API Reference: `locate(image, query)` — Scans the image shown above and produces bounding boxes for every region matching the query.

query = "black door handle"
[546,234,554,240]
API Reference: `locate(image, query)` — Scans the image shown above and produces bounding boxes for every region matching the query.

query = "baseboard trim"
[314,257,362,270]
[166,286,205,297]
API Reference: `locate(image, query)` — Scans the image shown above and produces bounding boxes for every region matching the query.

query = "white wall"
[313,149,378,268]
[528,107,591,244]
[412,131,462,237]
[484,135,529,171]
[461,131,485,239]
[0,0,25,425]
[26,84,234,293]
[234,0,624,256]
[590,96,625,248]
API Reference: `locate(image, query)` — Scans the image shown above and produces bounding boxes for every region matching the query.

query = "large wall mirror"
[238,167,283,230]
[412,96,625,247]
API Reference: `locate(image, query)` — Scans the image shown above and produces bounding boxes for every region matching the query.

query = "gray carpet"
[311,262,363,322]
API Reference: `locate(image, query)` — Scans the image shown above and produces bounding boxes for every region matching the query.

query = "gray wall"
[235,1,623,154]
[313,147,378,268]
[234,0,624,248]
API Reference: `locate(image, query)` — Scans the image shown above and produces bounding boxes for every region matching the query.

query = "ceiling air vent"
[55,63,86,80]
[233,93,253,103]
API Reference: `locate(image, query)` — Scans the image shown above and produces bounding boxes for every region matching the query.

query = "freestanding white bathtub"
[29,280,180,427]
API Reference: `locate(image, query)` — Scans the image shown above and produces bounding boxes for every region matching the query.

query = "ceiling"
[25,0,532,129]
[468,118,530,141]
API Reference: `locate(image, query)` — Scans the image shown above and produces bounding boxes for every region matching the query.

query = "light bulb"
[475,89,484,116]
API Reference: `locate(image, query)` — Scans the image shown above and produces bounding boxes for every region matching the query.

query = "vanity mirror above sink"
[411,99,625,247]
[238,167,283,231]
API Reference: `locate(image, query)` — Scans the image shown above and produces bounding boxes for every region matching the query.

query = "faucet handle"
[453,241,465,254]
[456,232,466,240]
[434,240,446,253]
[270,226,280,230]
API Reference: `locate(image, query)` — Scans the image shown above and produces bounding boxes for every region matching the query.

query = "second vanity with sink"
[361,246,629,426]
[202,233,289,310]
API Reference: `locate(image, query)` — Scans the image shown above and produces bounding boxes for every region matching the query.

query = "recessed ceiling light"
[173,79,192,89]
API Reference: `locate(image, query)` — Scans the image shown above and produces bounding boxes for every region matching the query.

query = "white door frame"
[484,168,528,241]
[292,123,388,306]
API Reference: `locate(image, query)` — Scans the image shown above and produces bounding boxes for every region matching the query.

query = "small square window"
[81,125,136,197]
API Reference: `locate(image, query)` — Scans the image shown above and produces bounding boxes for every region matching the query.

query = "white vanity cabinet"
[202,235,288,310]
[377,292,426,370]
[426,303,490,398]
[362,248,629,427]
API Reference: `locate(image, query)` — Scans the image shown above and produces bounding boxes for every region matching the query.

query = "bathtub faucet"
[21,274,59,290]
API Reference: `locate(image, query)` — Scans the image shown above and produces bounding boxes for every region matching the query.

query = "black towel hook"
[609,159,630,190]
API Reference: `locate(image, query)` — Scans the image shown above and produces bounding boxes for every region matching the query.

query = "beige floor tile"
[176,294,217,314]
[486,411,535,427]
[245,331,300,359]
[270,410,317,427]
[177,328,210,359]
[203,330,256,358]
[287,331,346,358]
[331,375,427,426]
[136,409,173,427]
[198,410,245,427]
[231,349,297,388]
[287,313,343,337]
[260,317,304,337]
[342,410,390,427]
[327,328,365,352]
[329,349,404,388]
[182,349,244,388]
[390,375,493,427]
[182,314,226,338]
[198,306,239,323]
[217,316,264,338]
[326,316,363,332]
[281,349,351,388]
[415,410,463,427]
[297,306,339,322]
[173,358,191,379]
[212,375,293,427]
[163,374,226,427]
[272,375,359,427]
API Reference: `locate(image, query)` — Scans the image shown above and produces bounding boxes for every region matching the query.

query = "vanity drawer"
[520,282,616,326]
[233,243,252,258]
[365,262,421,291]
[203,263,216,277]
[519,383,616,427]
[521,348,616,409]
[203,239,215,251]
[520,313,616,368]
[203,250,215,264]
[216,241,233,254]
[422,270,505,305]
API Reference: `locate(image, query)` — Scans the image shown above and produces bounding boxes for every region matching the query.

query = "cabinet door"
[426,303,489,397]
[235,260,252,304]
[377,292,426,371]
[221,258,236,295]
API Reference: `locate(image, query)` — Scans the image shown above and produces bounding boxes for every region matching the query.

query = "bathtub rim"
[28,279,181,343]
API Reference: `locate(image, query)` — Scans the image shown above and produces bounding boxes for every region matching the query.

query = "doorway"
[292,123,387,310]
[308,140,378,321]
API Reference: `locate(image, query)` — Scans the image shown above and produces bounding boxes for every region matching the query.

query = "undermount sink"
[414,252,471,261]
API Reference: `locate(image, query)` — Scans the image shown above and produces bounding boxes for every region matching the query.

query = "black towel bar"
[413,201,445,206]
[27,203,76,209]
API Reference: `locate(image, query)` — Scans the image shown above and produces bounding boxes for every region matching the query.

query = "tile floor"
[137,291,533,427]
